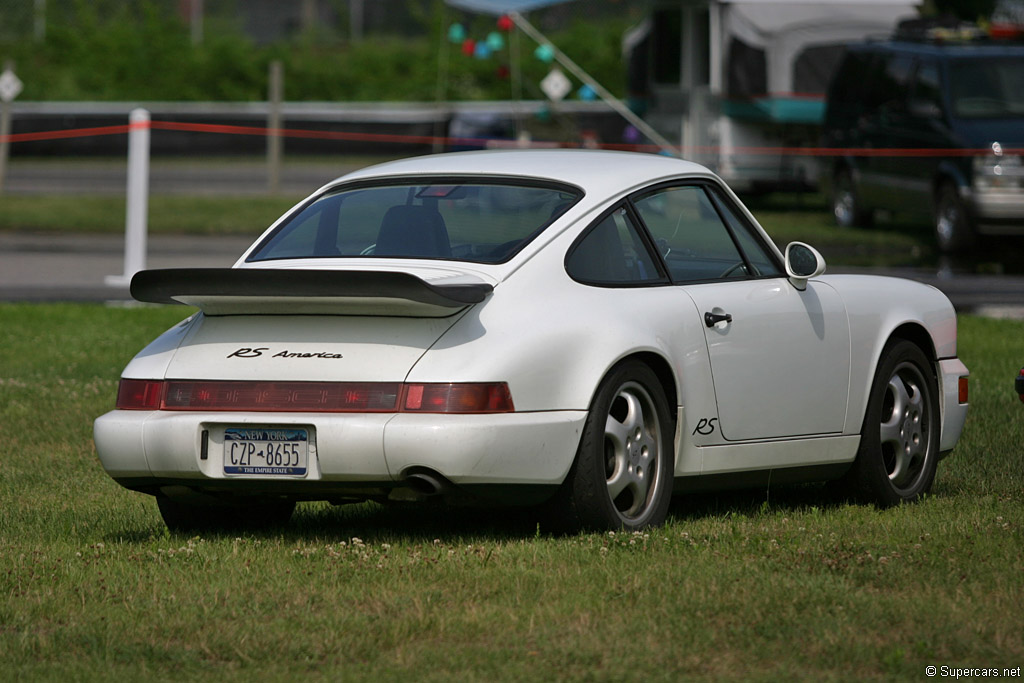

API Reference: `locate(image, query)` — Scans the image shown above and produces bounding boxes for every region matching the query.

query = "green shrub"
[0,1,632,102]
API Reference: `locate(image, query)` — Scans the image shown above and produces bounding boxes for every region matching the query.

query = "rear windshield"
[949,58,1024,119]
[247,179,582,264]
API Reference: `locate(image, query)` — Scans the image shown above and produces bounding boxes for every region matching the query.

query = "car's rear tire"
[554,361,674,531]
[935,181,975,253]
[157,495,295,533]
[833,168,872,228]
[845,340,939,506]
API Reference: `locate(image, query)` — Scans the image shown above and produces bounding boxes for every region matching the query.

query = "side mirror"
[784,242,826,291]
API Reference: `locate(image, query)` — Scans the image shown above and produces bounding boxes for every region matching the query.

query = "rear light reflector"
[959,376,969,405]
[162,381,401,412]
[114,379,514,413]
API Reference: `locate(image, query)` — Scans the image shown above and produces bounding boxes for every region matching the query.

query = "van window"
[949,58,1024,118]
[870,54,914,112]
[909,61,943,114]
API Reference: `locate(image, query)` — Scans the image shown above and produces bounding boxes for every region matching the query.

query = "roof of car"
[330,149,714,196]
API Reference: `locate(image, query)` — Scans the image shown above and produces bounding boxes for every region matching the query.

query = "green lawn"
[0,305,1020,680]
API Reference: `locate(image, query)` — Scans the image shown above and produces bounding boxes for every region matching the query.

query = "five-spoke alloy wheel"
[847,340,939,506]
[557,361,674,531]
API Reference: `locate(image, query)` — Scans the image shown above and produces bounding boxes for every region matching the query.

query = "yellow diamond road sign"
[0,69,23,103]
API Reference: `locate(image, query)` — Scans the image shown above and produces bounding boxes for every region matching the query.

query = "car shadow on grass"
[102,483,863,544]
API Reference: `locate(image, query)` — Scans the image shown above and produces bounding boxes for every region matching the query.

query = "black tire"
[845,340,939,506]
[157,495,295,533]
[554,361,674,531]
[832,168,872,228]
[934,181,975,253]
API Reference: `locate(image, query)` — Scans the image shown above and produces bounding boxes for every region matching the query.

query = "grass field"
[0,304,1021,680]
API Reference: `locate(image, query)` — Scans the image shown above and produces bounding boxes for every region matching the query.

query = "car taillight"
[113,379,515,413]
[401,383,514,413]
[116,379,165,410]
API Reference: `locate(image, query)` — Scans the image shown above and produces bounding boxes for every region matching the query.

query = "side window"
[566,207,662,285]
[874,54,914,114]
[633,185,749,282]
[910,61,943,114]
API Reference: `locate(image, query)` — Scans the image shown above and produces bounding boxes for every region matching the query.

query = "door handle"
[704,311,733,328]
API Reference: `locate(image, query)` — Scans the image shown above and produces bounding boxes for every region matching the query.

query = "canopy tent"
[445,0,577,13]
[723,0,921,97]
[441,0,676,153]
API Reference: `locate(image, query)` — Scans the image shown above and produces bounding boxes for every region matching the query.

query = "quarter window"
[566,208,662,285]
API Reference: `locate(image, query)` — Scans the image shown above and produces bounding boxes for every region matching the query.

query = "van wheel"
[833,169,872,228]
[935,182,975,252]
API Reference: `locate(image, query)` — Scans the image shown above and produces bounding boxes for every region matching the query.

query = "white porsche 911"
[94,150,970,532]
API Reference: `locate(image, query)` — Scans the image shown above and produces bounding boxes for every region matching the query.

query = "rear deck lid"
[163,312,463,383]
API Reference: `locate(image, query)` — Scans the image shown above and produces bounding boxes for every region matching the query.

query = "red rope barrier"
[1,117,1022,158]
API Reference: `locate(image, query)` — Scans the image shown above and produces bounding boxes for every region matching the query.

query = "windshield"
[949,58,1024,119]
[247,179,582,264]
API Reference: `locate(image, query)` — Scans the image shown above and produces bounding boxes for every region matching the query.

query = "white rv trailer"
[634,0,921,192]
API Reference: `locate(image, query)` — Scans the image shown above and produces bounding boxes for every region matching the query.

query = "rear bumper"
[970,190,1024,234]
[94,409,587,496]
[937,358,970,454]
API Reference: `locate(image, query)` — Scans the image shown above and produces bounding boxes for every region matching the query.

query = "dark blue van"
[822,32,1024,251]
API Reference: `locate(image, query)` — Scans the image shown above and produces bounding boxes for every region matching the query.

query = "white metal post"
[267,61,283,193]
[106,108,150,288]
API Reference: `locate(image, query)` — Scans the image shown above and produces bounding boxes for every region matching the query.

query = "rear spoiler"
[130,268,493,316]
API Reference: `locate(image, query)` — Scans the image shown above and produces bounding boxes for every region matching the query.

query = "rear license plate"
[223,427,308,476]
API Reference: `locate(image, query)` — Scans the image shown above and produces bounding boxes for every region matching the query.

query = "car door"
[631,182,851,442]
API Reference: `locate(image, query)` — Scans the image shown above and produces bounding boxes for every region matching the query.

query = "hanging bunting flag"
[485,31,505,51]
[533,44,555,63]
[448,23,467,43]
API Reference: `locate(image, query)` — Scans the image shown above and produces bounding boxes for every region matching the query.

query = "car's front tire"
[846,340,939,506]
[935,181,975,253]
[833,168,872,228]
[157,495,295,533]
[555,361,674,531]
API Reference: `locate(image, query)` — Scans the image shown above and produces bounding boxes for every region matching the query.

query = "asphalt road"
[2,230,1023,317]
[2,158,365,196]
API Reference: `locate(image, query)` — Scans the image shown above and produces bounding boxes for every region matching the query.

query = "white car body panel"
[685,278,852,441]
[164,314,462,383]
[93,150,969,514]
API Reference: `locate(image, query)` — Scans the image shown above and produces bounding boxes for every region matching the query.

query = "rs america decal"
[227,347,343,359]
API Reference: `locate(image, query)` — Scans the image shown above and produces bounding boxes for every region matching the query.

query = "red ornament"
[497,15,513,32]
[461,38,476,56]
[496,64,510,79]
